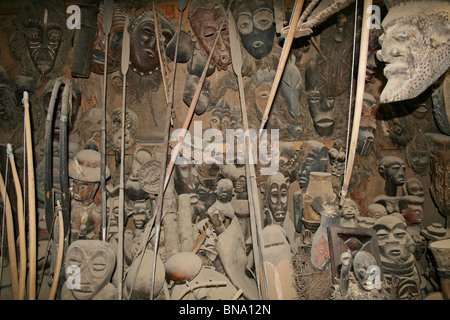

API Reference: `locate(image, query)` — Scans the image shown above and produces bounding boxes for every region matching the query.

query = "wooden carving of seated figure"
[373,156,406,214]
[61,240,117,300]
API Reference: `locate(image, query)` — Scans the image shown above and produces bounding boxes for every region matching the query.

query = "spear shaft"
[101,0,114,242]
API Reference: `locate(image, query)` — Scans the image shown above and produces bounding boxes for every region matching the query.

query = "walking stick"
[0,156,19,299]
[48,201,64,300]
[259,0,305,131]
[101,0,114,242]
[7,144,26,300]
[339,0,372,206]
[117,16,130,300]
[228,9,269,300]
[24,91,37,300]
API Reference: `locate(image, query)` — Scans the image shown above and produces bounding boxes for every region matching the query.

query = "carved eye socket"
[253,9,273,31]
[237,13,253,35]
[26,28,41,43]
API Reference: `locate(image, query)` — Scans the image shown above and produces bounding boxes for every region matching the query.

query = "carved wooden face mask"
[306,90,335,137]
[298,141,329,189]
[24,11,63,75]
[91,5,129,74]
[65,240,116,300]
[189,0,231,71]
[236,0,275,60]
[109,108,138,151]
[263,172,289,223]
[129,10,174,75]
[377,2,450,103]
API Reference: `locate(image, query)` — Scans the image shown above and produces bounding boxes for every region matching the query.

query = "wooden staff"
[101,0,115,242]
[149,0,187,300]
[259,0,305,131]
[0,160,19,299]
[7,144,26,300]
[48,201,64,300]
[340,0,372,206]
[228,10,269,300]
[24,91,37,300]
[117,16,130,301]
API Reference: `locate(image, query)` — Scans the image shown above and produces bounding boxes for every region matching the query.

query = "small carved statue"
[61,240,117,300]
[125,199,153,266]
[399,196,426,261]
[209,178,235,222]
[68,149,110,243]
[373,156,406,214]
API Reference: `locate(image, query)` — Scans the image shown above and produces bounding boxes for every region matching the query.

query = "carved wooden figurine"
[68,149,110,243]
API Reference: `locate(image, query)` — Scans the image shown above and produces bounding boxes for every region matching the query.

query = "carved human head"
[298,140,329,189]
[373,215,409,261]
[377,0,450,103]
[235,0,276,60]
[64,240,116,300]
[132,199,153,230]
[91,5,130,74]
[69,149,110,203]
[399,195,424,226]
[129,9,175,75]
[378,156,406,186]
[109,108,138,151]
[188,0,232,71]
[262,172,289,223]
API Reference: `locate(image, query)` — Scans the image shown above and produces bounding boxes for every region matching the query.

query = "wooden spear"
[7,144,26,300]
[259,0,305,131]
[24,91,37,300]
[228,10,270,299]
[101,0,115,242]
[339,0,372,206]
[0,158,19,299]
[117,16,130,301]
